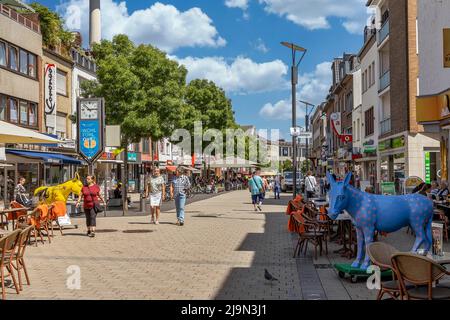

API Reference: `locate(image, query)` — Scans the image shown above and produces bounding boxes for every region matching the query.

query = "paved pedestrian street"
[7,190,435,300]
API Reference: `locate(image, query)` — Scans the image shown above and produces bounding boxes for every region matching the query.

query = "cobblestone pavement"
[7,190,446,300]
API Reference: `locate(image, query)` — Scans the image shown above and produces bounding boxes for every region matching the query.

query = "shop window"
[0,95,5,120]
[9,46,18,71]
[19,100,28,125]
[0,42,6,67]
[9,98,18,123]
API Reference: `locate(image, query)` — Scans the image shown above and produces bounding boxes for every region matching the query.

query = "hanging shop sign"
[44,63,57,133]
[77,98,105,164]
[425,152,431,184]
[379,136,405,152]
[330,113,342,136]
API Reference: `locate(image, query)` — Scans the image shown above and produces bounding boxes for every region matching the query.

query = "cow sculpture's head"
[327,172,352,220]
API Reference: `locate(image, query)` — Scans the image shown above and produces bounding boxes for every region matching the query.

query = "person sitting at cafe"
[429,181,440,199]
[418,183,432,197]
[435,181,449,201]
[114,183,131,205]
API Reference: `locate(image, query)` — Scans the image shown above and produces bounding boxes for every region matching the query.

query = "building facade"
[416,0,450,184]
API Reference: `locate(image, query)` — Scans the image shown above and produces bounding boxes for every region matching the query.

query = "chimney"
[89,0,101,48]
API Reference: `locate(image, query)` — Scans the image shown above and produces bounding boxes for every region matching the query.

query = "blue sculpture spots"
[327,172,433,270]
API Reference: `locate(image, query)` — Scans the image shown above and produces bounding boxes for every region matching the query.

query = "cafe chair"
[391,253,450,300]
[292,210,326,260]
[0,229,22,299]
[11,226,33,291]
[366,242,408,300]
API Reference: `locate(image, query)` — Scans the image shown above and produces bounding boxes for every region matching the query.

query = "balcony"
[380,118,391,135]
[378,18,389,45]
[379,70,390,92]
[0,4,40,34]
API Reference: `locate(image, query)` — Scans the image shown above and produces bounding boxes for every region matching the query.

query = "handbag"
[94,202,103,213]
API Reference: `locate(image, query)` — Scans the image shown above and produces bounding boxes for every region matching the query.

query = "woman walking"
[145,167,165,224]
[76,175,105,237]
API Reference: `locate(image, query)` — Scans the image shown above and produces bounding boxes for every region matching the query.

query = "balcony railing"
[380,118,391,135]
[0,4,40,34]
[378,18,390,45]
[379,70,390,92]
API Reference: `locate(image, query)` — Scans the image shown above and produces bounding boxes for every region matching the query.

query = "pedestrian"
[261,175,269,201]
[248,169,265,212]
[170,167,191,226]
[145,167,165,225]
[304,171,318,200]
[274,174,281,199]
[436,181,449,200]
[14,176,31,207]
[76,175,105,237]
[319,175,325,196]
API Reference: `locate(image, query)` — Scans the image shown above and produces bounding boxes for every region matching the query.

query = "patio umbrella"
[0,121,60,144]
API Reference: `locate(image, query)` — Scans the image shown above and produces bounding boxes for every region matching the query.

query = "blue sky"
[35,0,368,139]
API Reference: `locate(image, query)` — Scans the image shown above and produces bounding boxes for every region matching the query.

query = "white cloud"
[258,0,368,34]
[174,56,288,94]
[298,61,332,105]
[260,61,332,120]
[58,0,226,53]
[225,0,249,10]
[253,38,269,53]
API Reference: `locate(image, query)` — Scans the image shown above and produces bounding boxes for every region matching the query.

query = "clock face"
[80,101,99,120]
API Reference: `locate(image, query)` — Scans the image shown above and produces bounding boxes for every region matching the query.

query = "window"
[368,65,372,88]
[0,95,5,120]
[365,107,374,137]
[9,98,18,123]
[142,138,150,154]
[0,42,5,67]
[29,103,37,126]
[371,62,375,85]
[57,70,67,95]
[19,49,28,74]
[9,46,18,71]
[19,100,28,125]
[28,54,36,78]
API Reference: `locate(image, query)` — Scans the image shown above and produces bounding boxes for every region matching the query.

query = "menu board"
[432,222,444,256]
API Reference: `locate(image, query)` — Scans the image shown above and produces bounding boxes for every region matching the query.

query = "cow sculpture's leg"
[360,229,374,270]
[411,219,426,252]
[351,227,364,268]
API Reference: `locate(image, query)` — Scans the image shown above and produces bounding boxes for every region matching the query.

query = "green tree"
[300,160,314,175]
[82,34,188,213]
[30,2,75,49]
[281,159,293,172]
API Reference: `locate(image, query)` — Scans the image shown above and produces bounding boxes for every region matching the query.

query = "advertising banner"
[44,63,57,133]
[330,113,342,136]
[77,98,105,163]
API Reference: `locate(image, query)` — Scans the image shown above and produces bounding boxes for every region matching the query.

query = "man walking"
[248,169,265,212]
[273,175,281,199]
[305,171,317,200]
[170,167,191,226]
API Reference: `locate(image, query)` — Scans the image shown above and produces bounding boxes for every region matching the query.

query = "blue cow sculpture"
[326,172,433,270]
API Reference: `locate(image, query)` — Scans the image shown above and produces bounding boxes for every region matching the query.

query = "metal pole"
[306,109,310,173]
[292,56,298,198]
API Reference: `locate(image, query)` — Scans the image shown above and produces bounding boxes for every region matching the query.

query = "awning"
[0,121,60,144]
[6,150,83,165]
[208,156,258,168]
[416,88,450,124]
[181,165,201,173]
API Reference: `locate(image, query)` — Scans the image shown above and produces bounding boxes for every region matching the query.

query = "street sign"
[297,132,312,139]
[77,98,105,164]
[290,127,302,137]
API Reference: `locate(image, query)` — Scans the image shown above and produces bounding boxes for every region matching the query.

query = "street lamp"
[299,100,316,173]
[281,42,307,198]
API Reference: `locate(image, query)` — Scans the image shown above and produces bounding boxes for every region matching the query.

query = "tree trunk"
[123,143,129,216]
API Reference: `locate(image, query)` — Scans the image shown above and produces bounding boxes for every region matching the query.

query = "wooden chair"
[391,253,450,300]
[0,229,21,299]
[302,206,329,255]
[11,225,33,291]
[435,210,449,241]
[17,206,50,246]
[292,210,326,260]
[366,242,403,300]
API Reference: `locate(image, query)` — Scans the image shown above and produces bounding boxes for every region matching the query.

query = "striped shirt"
[171,175,191,197]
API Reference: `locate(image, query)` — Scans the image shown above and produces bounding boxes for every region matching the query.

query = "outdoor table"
[426,252,450,266]
[0,229,10,238]
[333,213,355,259]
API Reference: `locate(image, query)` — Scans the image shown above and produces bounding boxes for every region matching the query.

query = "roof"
[0,0,34,12]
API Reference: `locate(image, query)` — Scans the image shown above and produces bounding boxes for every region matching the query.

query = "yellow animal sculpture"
[34,173,83,218]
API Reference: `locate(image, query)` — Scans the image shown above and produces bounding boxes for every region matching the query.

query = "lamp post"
[299,100,316,173]
[281,42,307,198]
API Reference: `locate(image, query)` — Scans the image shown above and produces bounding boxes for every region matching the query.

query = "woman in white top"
[145,168,165,224]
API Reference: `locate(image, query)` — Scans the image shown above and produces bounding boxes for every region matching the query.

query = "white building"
[70,48,98,139]
[416,0,450,183]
